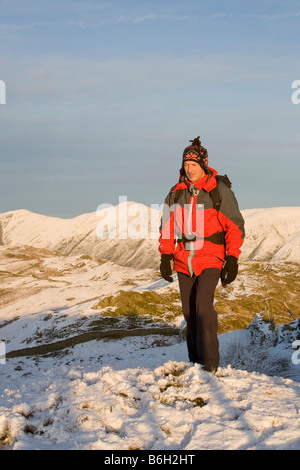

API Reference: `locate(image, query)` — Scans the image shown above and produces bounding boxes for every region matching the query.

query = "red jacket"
[159,168,245,277]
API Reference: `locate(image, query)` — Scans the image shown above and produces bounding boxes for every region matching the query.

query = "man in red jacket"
[159,136,245,372]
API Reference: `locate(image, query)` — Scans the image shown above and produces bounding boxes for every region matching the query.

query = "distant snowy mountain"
[239,206,300,263]
[0,204,300,268]
[0,202,160,270]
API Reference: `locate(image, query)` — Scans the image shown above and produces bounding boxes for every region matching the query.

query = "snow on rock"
[247,312,278,348]
[1,205,300,269]
[248,312,300,349]
[220,314,300,381]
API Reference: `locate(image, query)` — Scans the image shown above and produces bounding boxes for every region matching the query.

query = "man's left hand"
[221,255,238,286]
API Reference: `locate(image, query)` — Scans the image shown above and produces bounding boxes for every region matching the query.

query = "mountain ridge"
[1,204,300,268]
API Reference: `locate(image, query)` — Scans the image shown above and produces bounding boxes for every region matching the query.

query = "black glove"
[160,254,174,282]
[221,255,238,286]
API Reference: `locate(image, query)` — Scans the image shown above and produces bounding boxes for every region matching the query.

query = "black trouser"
[178,268,220,372]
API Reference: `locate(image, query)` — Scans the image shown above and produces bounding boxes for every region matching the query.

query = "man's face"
[183,160,204,182]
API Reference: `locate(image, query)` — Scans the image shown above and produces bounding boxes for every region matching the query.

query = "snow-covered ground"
[0,249,300,450]
[1,311,300,451]
[0,206,300,451]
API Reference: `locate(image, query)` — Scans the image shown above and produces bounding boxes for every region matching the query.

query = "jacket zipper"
[186,184,199,277]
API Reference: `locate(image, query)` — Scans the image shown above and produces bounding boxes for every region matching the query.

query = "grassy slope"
[1,244,299,354]
[92,262,300,335]
[216,262,300,333]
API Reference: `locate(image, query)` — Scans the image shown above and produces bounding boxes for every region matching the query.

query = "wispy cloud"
[0,22,42,30]
[211,12,234,19]
[65,9,300,29]
[255,11,300,20]
[211,11,300,21]
[132,13,193,24]
[66,13,195,28]
[132,13,161,24]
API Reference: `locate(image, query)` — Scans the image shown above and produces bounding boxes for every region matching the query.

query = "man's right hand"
[160,254,174,282]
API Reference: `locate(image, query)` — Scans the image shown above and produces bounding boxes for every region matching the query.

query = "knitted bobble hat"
[180,136,208,180]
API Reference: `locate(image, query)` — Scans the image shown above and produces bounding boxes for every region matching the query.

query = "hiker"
[159,136,245,372]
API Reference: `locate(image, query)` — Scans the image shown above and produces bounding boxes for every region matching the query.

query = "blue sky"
[1,0,300,217]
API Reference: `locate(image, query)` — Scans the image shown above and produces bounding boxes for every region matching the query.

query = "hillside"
[0,254,299,450]
[239,207,300,263]
[0,205,300,450]
[1,204,300,268]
